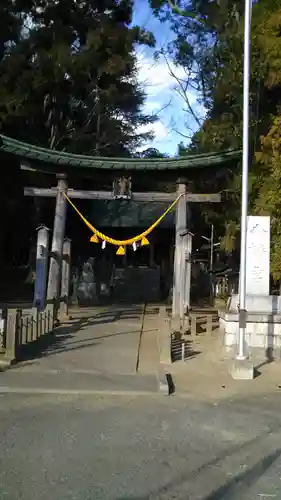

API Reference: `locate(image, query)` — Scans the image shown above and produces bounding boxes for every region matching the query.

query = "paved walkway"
[0,305,160,393]
[25,305,144,374]
[1,304,281,400]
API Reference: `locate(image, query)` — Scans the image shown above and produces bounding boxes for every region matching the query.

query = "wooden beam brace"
[24,187,221,203]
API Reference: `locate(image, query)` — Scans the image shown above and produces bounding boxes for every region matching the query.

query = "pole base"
[231,359,255,380]
[236,354,247,361]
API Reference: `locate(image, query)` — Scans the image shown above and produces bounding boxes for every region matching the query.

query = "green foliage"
[255,116,281,279]
[134,147,169,158]
[153,0,281,279]
[0,0,156,156]
[0,0,158,271]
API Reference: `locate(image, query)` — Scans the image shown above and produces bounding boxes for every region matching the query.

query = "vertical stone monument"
[220,216,281,355]
[245,216,270,297]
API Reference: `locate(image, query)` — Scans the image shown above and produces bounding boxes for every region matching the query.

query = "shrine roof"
[0,134,241,171]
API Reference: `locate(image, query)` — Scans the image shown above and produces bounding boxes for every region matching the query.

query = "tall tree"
[0,0,157,276]
[152,0,281,265]
[151,0,247,142]
[252,4,281,280]
[0,0,156,156]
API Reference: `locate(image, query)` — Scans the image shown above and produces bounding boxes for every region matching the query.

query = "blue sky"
[132,0,205,155]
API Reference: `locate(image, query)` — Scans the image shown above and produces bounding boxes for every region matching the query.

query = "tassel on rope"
[141,236,149,246]
[102,240,106,250]
[116,246,125,255]
[132,242,137,251]
[90,234,99,243]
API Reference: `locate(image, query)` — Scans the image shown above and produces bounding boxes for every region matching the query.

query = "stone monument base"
[219,294,281,356]
[231,359,255,380]
[227,294,281,314]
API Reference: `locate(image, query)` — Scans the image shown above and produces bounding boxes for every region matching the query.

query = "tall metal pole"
[237,0,252,360]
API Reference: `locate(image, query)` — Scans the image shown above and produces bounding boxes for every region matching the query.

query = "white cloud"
[139,120,168,140]
[137,120,170,152]
[137,51,186,95]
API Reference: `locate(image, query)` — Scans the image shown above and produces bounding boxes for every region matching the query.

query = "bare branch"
[168,115,194,141]
[162,52,203,128]
[172,127,193,140]
[153,98,172,116]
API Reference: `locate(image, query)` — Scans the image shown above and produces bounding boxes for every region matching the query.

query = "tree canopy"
[0,0,156,156]
[2,0,281,284]
[0,0,157,275]
[151,0,281,280]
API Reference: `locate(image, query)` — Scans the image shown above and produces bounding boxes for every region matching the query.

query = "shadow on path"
[204,448,281,499]
[115,425,281,500]
[115,448,281,500]
[15,306,145,366]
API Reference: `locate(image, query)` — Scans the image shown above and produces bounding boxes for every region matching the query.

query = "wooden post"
[60,238,71,319]
[178,242,185,321]
[45,302,55,333]
[183,232,192,312]
[191,315,197,338]
[32,306,38,341]
[179,234,192,332]
[4,309,21,362]
[172,181,187,319]
[206,314,213,335]
[33,225,49,311]
[47,175,68,301]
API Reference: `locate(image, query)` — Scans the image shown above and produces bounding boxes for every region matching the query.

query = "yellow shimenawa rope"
[64,193,181,246]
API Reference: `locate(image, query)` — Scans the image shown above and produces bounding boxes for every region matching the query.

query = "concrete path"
[0,305,160,394]
[2,392,281,499]
[2,304,281,400]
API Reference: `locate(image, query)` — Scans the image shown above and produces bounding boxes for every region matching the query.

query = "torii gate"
[26,178,220,316]
[0,134,240,320]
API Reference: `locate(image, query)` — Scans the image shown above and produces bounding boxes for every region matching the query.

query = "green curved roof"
[0,134,241,171]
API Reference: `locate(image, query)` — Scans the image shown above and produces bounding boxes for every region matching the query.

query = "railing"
[158,306,219,364]
[0,297,65,367]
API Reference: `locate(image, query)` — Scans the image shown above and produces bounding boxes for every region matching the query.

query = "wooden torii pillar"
[172,181,187,318]
[47,174,68,301]
[172,179,194,322]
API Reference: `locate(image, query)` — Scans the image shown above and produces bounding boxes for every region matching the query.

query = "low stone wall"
[220,311,281,353]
